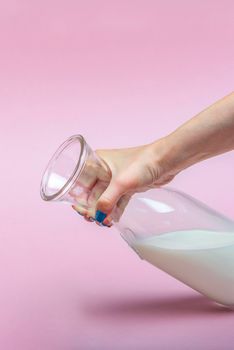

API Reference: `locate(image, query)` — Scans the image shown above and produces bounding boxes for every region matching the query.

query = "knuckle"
[116,176,138,190]
[98,197,112,211]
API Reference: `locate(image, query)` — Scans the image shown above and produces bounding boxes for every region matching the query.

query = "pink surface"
[1,0,234,349]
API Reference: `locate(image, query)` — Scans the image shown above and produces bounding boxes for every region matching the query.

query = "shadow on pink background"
[1,0,234,349]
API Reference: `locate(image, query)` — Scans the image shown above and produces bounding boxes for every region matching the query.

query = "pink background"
[1,0,234,349]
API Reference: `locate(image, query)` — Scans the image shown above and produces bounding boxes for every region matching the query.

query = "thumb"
[95,179,125,222]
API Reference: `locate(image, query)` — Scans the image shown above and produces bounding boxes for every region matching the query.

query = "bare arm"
[73,92,234,225]
[154,92,234,178]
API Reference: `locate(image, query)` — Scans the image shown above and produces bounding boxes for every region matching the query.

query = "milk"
[132,230,234,306]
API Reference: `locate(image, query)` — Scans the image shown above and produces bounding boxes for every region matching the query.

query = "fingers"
[69,189,89,215]
[72,178,129,228]
[72,205,113,227]
[94,178,127,223]
[72,178,113,227]
[76,152,111,191]
[87,180,108,218]
[112,193,133,222]
[70,152,113,226]
[95,178,127,214]
[72,169,131,227]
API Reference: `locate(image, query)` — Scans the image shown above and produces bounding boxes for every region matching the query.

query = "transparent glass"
[40,135,234,308]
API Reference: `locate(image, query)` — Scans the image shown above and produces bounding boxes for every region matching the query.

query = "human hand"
[72,139,175,227]
[72,92,234,227]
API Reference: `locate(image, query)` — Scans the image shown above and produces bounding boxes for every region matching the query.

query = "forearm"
[155,92,234,176]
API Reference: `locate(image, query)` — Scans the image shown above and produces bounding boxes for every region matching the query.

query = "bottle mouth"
[40,134,88,201]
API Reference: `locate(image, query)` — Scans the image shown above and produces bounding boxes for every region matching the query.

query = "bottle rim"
[40,134,88,201]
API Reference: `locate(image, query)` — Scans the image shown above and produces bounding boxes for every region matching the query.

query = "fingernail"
[95,210,107,223]
[84,216,94,222]
[76,210,84,216]
[95,221,103,227]
[102,223,113,228]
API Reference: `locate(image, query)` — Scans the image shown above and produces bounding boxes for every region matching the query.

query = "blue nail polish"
[95,210,107,223]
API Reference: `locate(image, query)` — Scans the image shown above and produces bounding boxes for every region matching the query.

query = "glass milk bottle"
[40,135,234,308]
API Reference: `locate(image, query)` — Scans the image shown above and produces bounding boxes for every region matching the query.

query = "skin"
[72,92,234,227]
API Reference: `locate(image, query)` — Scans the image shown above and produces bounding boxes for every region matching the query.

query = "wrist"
[148,135,186,179]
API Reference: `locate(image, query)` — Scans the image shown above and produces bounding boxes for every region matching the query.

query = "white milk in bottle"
[132,230,234,306]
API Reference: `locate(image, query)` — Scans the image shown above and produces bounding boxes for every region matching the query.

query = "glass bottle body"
[40,135,234,307]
